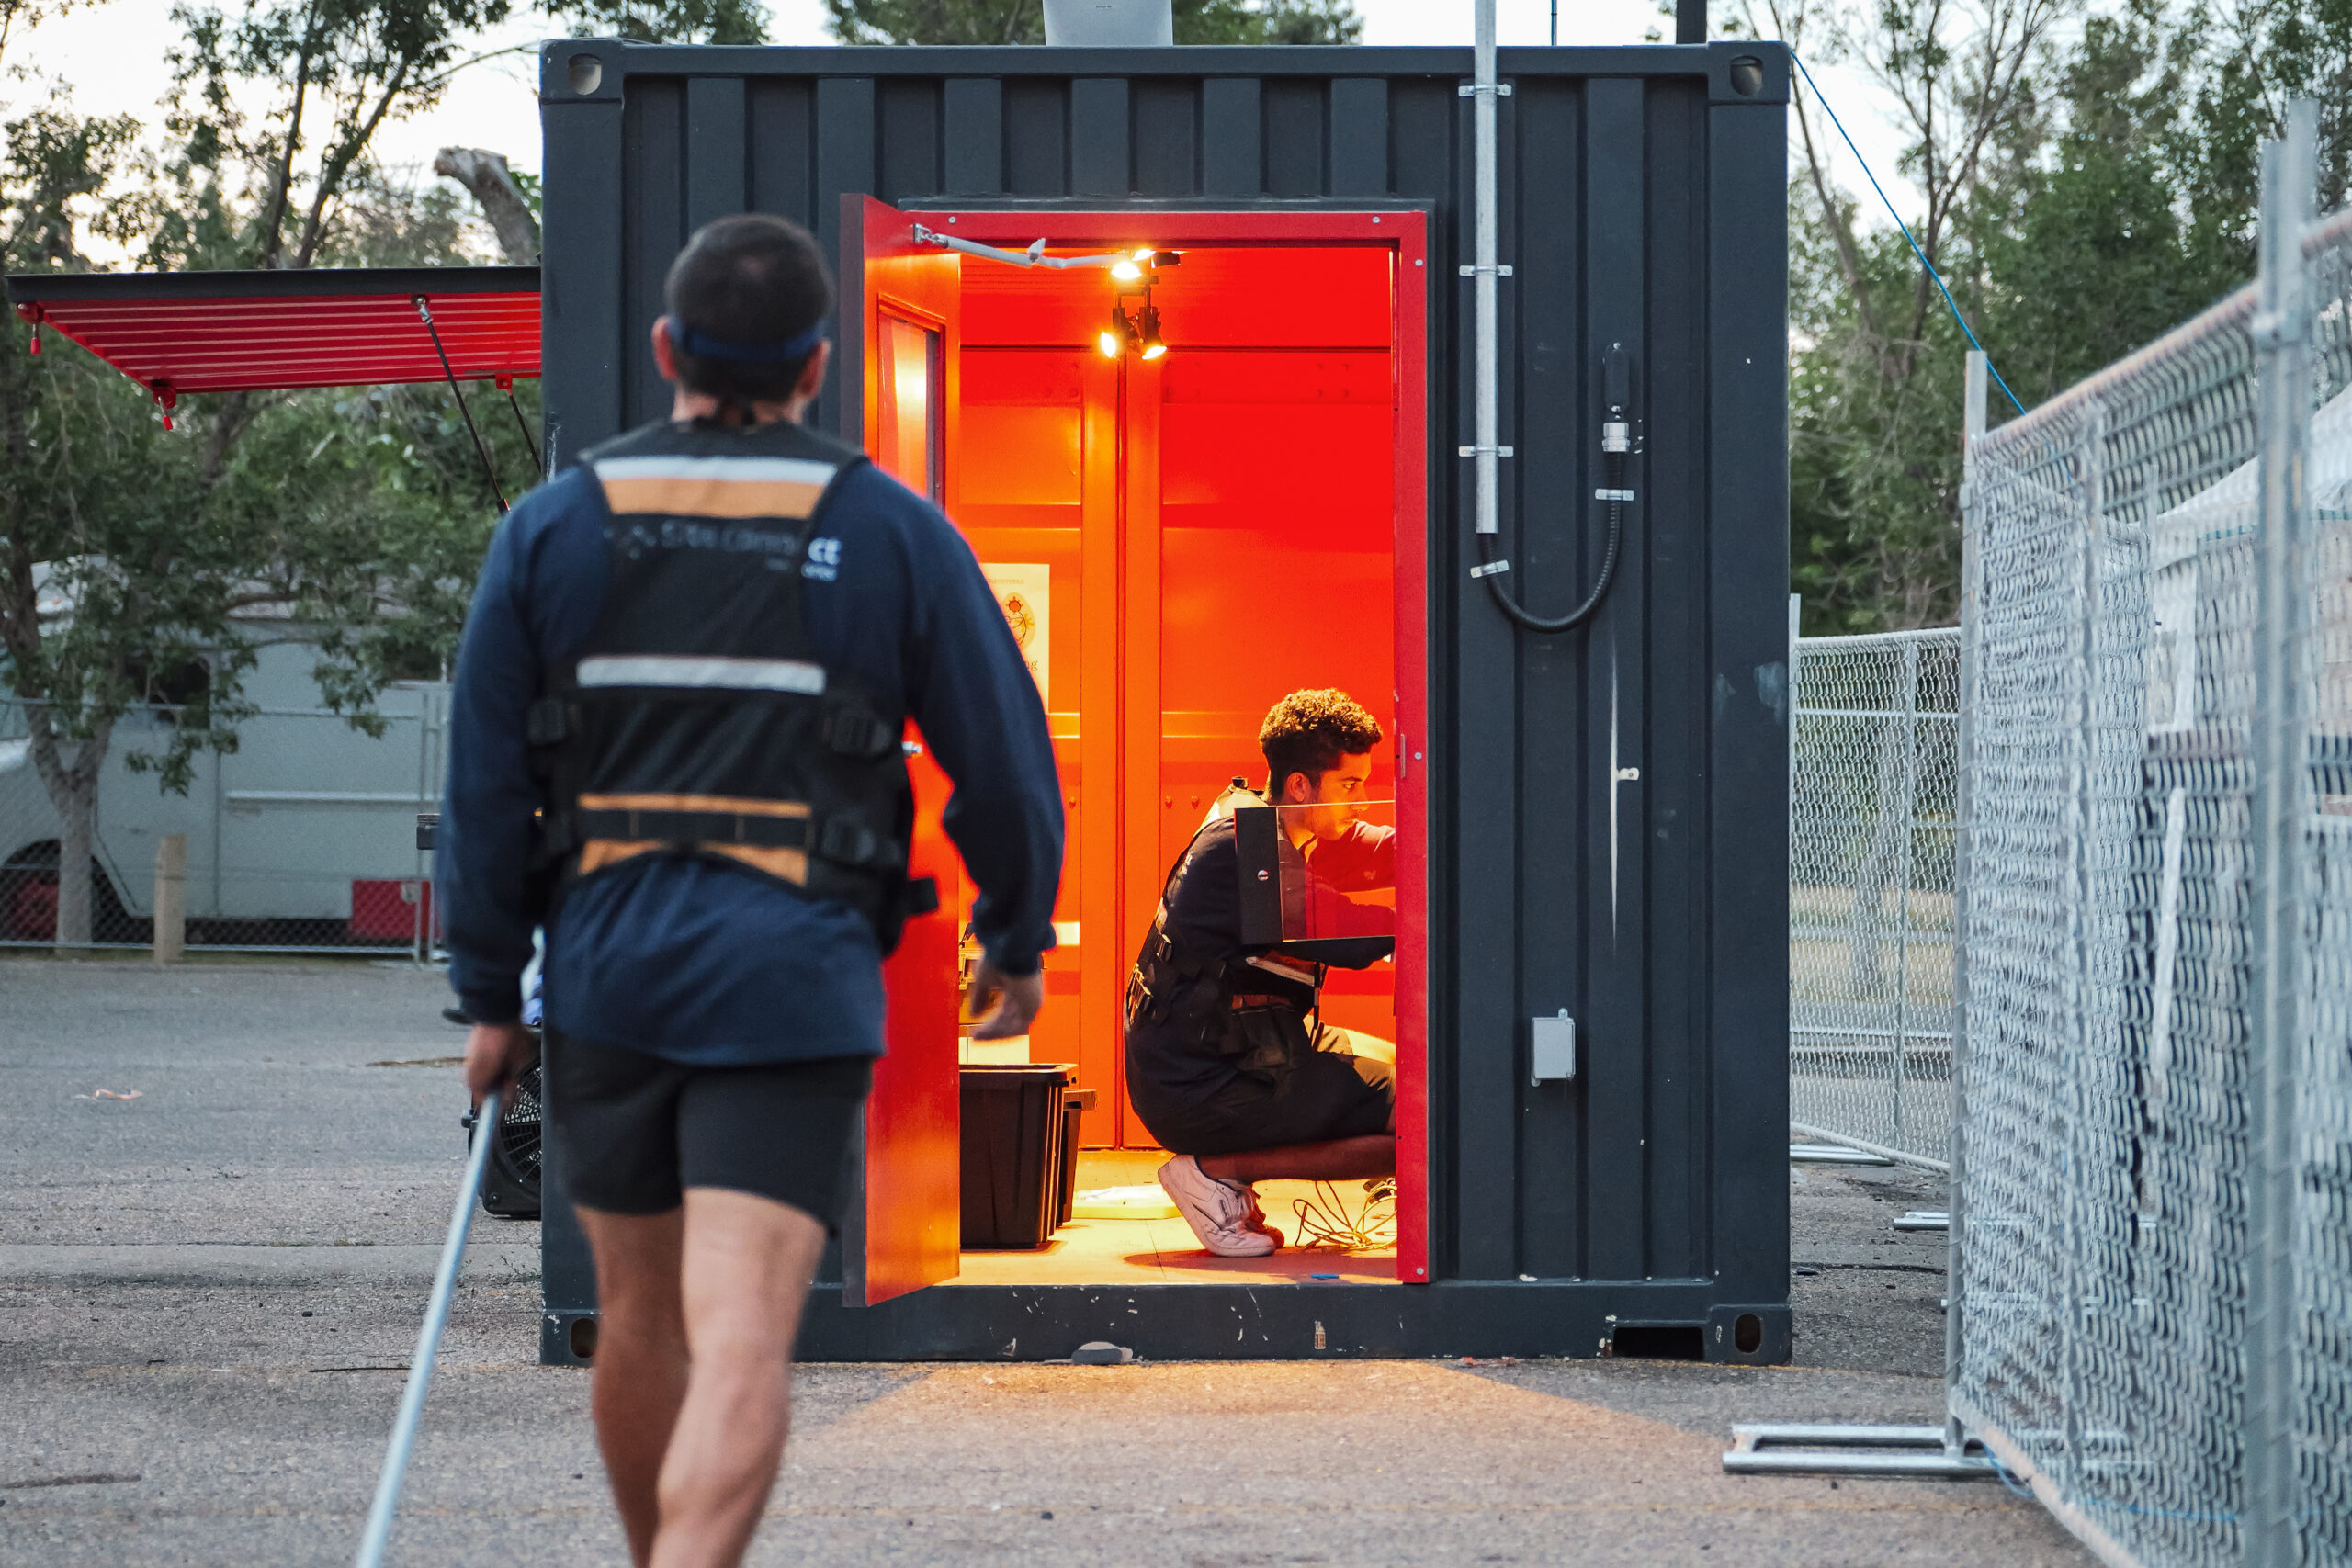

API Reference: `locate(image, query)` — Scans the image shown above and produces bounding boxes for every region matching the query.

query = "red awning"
[6,266,540,402]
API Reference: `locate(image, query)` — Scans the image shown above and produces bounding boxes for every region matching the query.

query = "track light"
[1136,301,1166,360]
[1110,259,1143,283]
[1101,302,1141,359]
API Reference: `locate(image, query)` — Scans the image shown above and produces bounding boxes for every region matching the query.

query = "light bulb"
[1132,246,1155,261]
[1110,260,1143,282]
[1099,329,1123,359]
[1140,340,1167,361]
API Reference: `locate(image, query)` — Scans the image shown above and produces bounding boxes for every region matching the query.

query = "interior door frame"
[879,201,1435,1287]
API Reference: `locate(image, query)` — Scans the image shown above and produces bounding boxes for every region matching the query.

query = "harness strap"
[576,800,907,872]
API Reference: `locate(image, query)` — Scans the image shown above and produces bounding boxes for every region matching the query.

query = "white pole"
[152,834,186,964]
[1944,349,1987,1457]
[354,1089,502,1568]
[1473,0,1500,537]
[2244,99,2316,1568]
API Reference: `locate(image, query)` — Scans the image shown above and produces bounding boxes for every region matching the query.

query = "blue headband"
[667,317,828,364]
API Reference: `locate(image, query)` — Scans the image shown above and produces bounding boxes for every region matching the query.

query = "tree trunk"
[54,769,97,952]
[432,147,539,264]
[23,704,115,952]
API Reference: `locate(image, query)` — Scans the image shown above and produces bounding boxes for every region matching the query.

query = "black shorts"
[544,1029,873,1226]
[1130,1029,1395,1158]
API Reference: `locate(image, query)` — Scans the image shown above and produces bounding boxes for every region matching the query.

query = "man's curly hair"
[1259,689,1384,795]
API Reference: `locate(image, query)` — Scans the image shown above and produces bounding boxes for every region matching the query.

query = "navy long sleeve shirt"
[435,434,1063,1066]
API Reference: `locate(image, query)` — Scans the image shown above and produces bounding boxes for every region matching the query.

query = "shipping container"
[535,36,1792,1364]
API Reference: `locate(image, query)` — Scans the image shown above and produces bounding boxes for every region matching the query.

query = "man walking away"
[437,212,1062,1568]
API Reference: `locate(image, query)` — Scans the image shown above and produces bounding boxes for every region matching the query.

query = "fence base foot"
[1724,1423,1995,1477]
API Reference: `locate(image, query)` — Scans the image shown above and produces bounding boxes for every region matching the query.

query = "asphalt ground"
[0,956,2093,1567]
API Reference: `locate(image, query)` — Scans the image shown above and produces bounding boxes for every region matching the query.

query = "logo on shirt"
[803,536,842,581]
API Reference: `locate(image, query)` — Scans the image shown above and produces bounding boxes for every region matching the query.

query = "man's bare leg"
[649,1186,828,1568]
[576,1204,689,1566]
[1199,1134,1394,1184]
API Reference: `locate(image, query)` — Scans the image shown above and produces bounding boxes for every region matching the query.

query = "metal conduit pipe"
[1470,0,1624,635]
[1472,0,1500,543]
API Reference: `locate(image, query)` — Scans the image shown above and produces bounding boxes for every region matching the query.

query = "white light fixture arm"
[910,223,1130,272]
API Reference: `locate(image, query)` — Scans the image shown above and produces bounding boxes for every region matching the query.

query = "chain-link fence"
[0,688,447,956]
[1789,626,1961,1168]
[1947,122,2352,1567]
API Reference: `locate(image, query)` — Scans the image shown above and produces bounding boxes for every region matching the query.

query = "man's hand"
[464,1022,537,1110]
[966,961,1044,1041]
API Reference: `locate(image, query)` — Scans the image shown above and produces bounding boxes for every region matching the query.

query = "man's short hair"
[1260,689,1384,795]
[663,213,833,403]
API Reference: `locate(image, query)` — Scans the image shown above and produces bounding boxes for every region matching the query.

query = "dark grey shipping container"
[535,38,1792,1364]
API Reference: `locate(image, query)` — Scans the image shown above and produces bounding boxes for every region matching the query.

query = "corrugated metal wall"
[541,41,1791,1336]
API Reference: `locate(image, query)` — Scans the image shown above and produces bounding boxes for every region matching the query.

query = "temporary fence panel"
[1788,626,1960,1169]
[0,688,447,956]
[1951,130,2352,1565]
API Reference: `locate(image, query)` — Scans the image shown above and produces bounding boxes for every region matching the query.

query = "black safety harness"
[526,415,937,950]
[1125,813,1328,1086]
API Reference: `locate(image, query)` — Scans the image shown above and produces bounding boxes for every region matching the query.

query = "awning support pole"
[495,375,543,477]
[413,295,509,513]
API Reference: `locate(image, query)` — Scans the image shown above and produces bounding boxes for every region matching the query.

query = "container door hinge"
[1531,1010,1576,1085]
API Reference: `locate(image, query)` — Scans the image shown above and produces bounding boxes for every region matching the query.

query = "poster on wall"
[983,564,1051,707]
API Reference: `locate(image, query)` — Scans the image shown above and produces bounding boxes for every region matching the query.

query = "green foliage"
[0,0,543,940]
[821,0,1357,45]
[160,0,520,270]
[549,0,768,41]
[1779,0,2340,634]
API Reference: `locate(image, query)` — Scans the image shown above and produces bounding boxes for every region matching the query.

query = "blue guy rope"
[354,1087,502,1568]
[1789,49,2030,418]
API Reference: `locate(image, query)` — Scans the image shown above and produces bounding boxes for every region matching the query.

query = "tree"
[432,146,538,261]
[548,0,768,40]
[1736,0,2309,633]
[822,0,1359,46]
[0,0,531,948]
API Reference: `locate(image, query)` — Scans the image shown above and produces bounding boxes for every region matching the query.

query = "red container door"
[839,197,965,1305]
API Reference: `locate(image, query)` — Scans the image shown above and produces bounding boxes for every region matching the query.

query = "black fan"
[465,1053,544,1219]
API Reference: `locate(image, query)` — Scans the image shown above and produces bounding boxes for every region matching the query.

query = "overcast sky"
[9,0,1916,236]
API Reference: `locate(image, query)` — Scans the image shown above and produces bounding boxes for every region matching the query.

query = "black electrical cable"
[1478,448,1626,634]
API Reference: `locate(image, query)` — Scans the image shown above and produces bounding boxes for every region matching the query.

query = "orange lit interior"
[872,241,1405,1283]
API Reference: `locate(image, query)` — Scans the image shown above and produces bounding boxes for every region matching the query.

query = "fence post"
[1945,350,1988,1454]
[152,833,186,964]
[2244,101,2317,1568]
[1891,636,1921,1151]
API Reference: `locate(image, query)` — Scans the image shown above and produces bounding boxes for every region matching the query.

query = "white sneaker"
[1158,1155,1279,1257]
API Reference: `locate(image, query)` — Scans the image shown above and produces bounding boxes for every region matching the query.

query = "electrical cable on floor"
[1291,1178,1398,1250]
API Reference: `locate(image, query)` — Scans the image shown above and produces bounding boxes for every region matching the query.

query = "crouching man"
[1124,688,1396,1256]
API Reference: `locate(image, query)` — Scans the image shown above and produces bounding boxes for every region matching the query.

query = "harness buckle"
[823,702,898,761]
[818,816,882,866]
[526,697,570,747]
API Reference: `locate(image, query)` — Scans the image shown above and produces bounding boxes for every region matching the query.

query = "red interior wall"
[949,245,1397,1145]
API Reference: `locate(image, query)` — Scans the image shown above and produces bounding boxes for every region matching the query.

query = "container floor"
[952,1148,1397,1287]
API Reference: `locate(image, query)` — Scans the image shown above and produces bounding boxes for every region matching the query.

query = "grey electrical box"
[1531,1011,1577,1085]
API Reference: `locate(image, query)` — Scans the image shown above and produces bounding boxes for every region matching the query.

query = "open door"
[840,197,966,1305]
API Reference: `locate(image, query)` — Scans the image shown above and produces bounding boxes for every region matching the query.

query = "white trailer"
[0,637,448,949]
